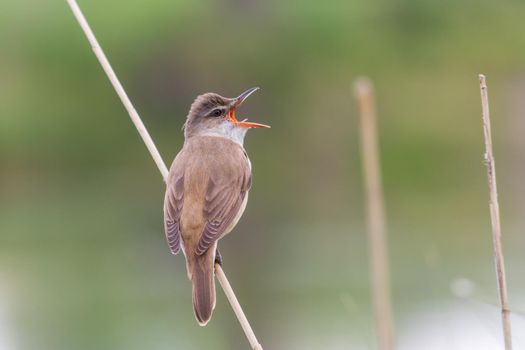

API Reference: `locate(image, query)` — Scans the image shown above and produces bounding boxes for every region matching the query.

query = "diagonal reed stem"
[478,74,513,350]
[354,78,395,350]
[66,1,263,348]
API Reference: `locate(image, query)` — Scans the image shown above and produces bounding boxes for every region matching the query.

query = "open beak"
[228,87,271,129]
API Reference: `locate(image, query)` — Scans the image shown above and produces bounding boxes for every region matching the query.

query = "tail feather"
[191,250,216,326]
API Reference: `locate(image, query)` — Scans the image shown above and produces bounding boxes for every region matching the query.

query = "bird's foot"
[214,248,223,267]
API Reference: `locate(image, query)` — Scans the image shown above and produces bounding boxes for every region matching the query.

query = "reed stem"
[478,74,512,350]
[354,78,395,350]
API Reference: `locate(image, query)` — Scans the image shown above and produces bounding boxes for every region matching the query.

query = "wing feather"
[164,172,184,255]
[195,165,251,256]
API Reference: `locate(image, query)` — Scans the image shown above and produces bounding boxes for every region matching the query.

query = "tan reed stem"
[215,266,263,350]
[66,1,263,348]
[478,74,513,350]
[354,78,395,350]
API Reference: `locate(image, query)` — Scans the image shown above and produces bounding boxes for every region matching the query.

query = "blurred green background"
[1,0,525,349]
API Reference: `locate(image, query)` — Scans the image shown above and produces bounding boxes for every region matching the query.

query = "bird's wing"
[164,166,185,255]
[196,162,252,256]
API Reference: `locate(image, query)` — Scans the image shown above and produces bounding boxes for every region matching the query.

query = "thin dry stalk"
[478,74,513,350]
[216,266,263,350]
[354,78,395,350]
[67,1,263,348]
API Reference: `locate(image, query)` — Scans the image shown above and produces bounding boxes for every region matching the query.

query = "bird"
[163,87,270,326]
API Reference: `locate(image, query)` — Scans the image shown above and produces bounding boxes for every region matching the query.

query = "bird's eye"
[211,109,223,117]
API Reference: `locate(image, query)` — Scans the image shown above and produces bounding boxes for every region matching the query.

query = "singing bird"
[163,87,270,326]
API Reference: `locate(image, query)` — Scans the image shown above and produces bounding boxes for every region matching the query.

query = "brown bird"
[163,87,270,326]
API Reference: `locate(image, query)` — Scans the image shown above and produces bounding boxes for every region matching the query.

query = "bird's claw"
[214,248,223,267]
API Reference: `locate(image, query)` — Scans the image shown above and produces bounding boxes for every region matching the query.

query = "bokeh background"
[2,1,525,349]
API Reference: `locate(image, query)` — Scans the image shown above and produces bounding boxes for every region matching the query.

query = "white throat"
[198,121,248,146]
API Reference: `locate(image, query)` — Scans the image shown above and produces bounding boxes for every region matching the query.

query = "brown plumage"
[164,88,268,326]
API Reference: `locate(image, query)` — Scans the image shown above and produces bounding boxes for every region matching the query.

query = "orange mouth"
[229,87,271,129]
[229,111,271,128]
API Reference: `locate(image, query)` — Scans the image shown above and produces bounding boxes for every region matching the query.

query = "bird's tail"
[190,249,216,326]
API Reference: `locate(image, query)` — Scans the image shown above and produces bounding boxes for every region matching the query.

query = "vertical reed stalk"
[354,78,395,350]
[478,74,513,350]
[67,1,263,348]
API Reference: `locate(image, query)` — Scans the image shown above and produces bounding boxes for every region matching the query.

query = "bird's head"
[183,87,270,143]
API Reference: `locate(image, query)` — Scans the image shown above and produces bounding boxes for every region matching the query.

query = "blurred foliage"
[1,0,525,349]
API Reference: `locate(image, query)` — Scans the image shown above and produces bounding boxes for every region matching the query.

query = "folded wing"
[164,172,184,255]
[195,172,251,255]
